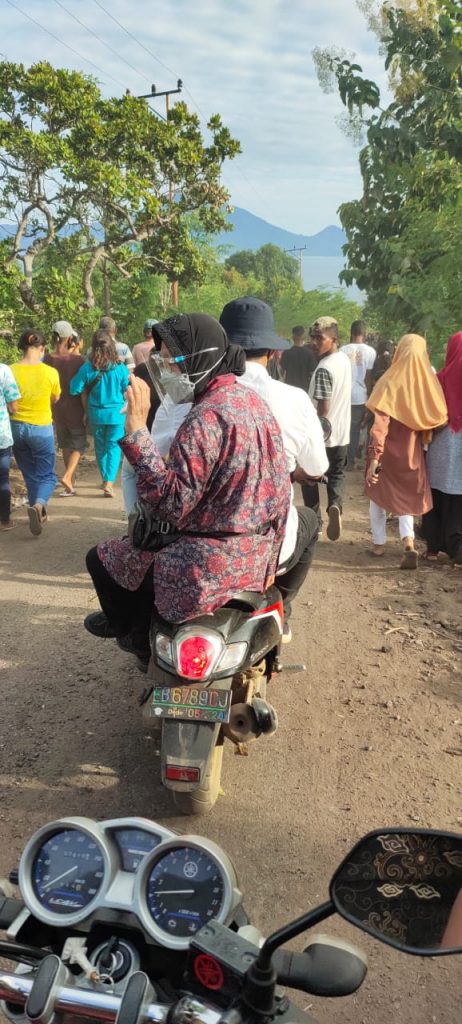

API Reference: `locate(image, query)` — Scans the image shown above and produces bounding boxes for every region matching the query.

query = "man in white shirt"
[342,320,376,468]
[220,297,328,642]
[306,316,352,541]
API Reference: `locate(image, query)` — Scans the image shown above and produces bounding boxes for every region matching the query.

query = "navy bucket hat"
[220,297,291,351]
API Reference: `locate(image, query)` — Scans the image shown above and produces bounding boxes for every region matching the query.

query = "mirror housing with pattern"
[330,829,462,955]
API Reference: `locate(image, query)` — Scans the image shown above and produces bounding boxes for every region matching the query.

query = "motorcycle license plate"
[151,685,232,723]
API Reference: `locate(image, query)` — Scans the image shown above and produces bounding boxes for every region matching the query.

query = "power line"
[4,0,126,89]
[91,0,178,79]
[90,0,208,124]
[15,0,270,218]
[88,0,270,215]
[51,0,154,88]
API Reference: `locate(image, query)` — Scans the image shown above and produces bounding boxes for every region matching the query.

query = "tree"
[313,1,462,360]
[225,243,300,305]
[0,60,240,320]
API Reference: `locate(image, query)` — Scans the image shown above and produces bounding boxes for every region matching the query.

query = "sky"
[1,0,387,235]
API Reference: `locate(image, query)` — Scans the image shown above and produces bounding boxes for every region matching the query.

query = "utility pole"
[137,81,183,307]
[284,245,307,285]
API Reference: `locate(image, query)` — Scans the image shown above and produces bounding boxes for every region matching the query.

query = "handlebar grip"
[116,972,154,1024]
[26,955,69,1024]
[0,897,24,929]
[274,940,367,997]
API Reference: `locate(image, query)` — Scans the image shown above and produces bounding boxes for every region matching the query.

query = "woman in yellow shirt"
[10,329,61,536]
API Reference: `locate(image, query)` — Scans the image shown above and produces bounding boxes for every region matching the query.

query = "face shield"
[142,348,221,407]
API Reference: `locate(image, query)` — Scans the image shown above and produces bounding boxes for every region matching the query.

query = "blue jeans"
[92,423,124,483]
[0,446,12,523]
[11,422,57,507]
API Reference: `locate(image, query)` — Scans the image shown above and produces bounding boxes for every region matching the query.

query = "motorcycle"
[137,416,332,817]
[141,583,289,815]
[0,818,461,1024]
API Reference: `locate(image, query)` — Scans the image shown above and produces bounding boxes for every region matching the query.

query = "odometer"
[31,829,105,915]
[146,846,225,938]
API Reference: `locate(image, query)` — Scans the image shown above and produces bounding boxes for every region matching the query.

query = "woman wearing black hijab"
[85,313,290,661]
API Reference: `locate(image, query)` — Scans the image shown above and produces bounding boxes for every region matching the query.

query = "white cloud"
[1,0,387,232]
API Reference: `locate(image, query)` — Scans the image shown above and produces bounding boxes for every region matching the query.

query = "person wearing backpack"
[70,329,129,496]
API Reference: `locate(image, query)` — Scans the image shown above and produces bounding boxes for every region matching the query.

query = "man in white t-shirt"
[342,320,376,468]
[306,316,352,541]
[220,297,328,642]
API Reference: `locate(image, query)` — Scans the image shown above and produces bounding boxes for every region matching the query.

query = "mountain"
[213,206,346,257]
[1,208,346,257]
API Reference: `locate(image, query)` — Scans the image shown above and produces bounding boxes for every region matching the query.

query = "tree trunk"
[82,246,105,309]
[102,258,111,314]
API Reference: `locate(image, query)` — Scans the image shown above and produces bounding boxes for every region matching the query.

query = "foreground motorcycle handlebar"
[0,965,221,1024]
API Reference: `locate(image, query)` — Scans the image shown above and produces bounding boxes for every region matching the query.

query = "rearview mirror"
[330,829,462,955]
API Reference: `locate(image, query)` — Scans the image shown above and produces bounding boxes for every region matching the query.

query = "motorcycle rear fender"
[151,585,282,680]
[161,677,232,791]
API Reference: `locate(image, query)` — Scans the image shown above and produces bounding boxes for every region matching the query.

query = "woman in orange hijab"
[365,334,447,568]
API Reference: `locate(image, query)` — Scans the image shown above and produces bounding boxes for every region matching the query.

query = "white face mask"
[159,369,195,405]
[146,348,224,406]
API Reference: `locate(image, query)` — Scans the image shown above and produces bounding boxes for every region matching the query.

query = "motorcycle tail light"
[175,630,223,680]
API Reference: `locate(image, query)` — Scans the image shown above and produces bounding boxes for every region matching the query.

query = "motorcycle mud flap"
[161,718,222,791]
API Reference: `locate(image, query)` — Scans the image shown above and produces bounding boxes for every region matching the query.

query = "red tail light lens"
[165,765,201,782]
[177,635,218,680]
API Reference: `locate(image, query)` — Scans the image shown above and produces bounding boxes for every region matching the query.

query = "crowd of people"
[0,300,461,652]
[0,315,148,532]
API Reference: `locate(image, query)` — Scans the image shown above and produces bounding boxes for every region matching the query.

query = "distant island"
[213,206,346,257]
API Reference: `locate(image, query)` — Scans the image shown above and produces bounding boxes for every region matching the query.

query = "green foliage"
[0,60,240,319]
[313,1,462,361]
[225,244,300,305]
[224,243,362,338]
[273,288,362,342]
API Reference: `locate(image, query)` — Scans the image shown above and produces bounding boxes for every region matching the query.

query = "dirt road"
[1,459,461,1023]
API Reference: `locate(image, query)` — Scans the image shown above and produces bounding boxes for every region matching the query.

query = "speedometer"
[19,818,113,926]
[136,837,240,950]
[32,830,105,914]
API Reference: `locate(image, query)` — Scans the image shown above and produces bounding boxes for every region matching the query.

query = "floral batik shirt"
[98,374,290,622]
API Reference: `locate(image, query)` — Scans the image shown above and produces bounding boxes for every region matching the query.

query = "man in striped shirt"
[304,317,351,540]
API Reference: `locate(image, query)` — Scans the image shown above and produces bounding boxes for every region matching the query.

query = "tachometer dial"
[31,829,105,915]
[146,846,225,938]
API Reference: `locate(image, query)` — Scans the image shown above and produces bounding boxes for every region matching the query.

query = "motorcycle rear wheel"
[172,745,223,815]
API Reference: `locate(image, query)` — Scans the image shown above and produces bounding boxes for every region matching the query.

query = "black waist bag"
[128,501,273,552]
[128,502,181,551]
